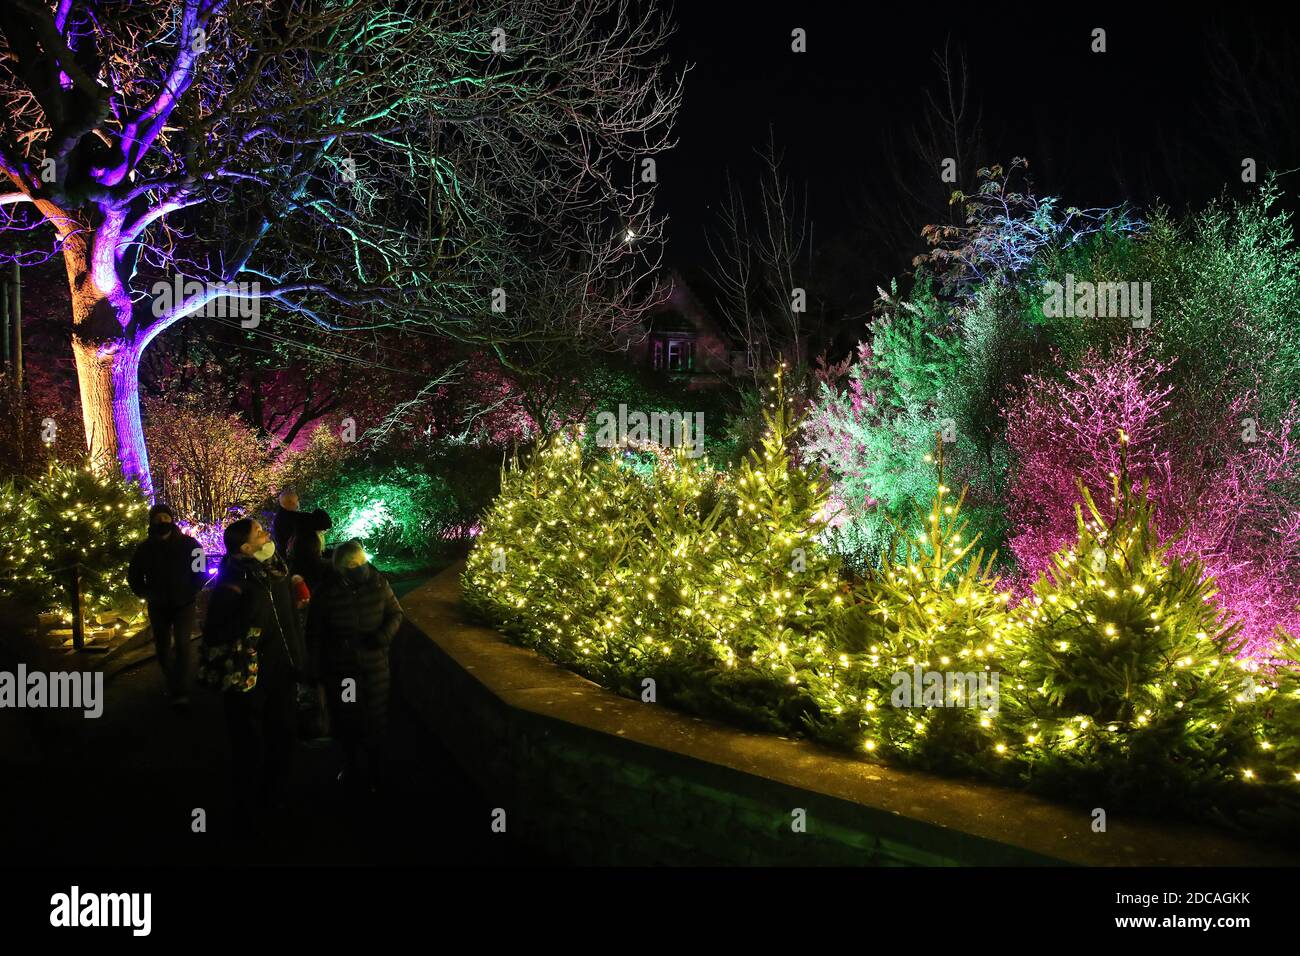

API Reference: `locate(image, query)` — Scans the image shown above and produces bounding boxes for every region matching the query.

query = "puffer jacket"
[309,563,402,737]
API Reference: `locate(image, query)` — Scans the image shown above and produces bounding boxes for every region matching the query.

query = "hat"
[148,504,176,524]
[304,508,333,532]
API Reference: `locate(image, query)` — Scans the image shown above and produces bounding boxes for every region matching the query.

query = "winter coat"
[203,553,306,682]
[288,528,332,593]
[272,507,300,554]
[127,530,207,608]
[308,564,402,737]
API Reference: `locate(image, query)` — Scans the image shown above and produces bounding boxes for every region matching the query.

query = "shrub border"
[393,563,1298,866]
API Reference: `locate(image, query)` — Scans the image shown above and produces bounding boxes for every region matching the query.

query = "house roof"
[643,268,736,344]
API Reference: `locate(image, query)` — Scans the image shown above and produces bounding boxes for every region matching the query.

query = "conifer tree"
[819,436,1017,770]
[0,461,149,644]
[1012,432,1287,806]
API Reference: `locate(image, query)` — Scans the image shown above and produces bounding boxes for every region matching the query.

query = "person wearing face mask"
[204,517,306,824]
[127,504,206,707]
[308,539,403,798]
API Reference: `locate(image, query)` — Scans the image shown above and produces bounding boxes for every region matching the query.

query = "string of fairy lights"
[0,462,150,625]
[465,364,1300,798]
[2,363,1295,806]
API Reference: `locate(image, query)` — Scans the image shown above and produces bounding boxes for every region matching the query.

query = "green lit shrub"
[309,456,459,562]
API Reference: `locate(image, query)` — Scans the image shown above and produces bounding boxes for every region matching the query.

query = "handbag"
[197,627,261,694]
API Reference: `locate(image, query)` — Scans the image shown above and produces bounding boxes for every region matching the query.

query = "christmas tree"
[693,363,843,728]
[464,364,847,730]
[0,460,149,645]
[1011,432,1295,810]
[816,436,1018,772]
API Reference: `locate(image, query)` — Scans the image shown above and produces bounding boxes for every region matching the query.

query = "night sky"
[662,6,1295,308]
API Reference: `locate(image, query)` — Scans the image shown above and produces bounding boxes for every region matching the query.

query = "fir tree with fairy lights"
[816,434,1018,772]
[692,361,844,727]
[1011,429,1295,811]
[0,460,149,646]
[463,429,655,685]
[464,362,847,729]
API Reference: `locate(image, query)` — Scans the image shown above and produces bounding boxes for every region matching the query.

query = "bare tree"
[1199,15,1300,186]
[0,0,682,493]
[706,132,811,381]
[858,38,984,275]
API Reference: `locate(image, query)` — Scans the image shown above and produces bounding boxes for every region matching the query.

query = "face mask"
[253,540,276,562]
[344,563,370,582]
[150,523,173,538]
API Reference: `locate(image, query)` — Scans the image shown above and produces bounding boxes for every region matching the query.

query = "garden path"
[1,621,544,866]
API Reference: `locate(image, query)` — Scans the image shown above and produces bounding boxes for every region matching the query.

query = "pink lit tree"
[1003,341,1174,586]
[0,1,681,494]
[1004,341,1300,653]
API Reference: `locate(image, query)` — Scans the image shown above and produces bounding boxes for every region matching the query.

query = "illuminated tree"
[0,460,148,644]
[1003,341,1174,587]
[812,439,1017,770]
[465,366,846,729]
[914,157,1142,297]
[143,392,271,527]
[1004,342,1300,652]
[801,280,1008,569]
[0,0,681,492]
[1010,451,1293,809]
[701,365,842,724]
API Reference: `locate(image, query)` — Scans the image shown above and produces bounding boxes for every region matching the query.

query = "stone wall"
[392,565,1299,867]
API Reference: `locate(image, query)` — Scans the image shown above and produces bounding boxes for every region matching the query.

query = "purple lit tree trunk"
[64,230,150,490]
[0,0,681,491]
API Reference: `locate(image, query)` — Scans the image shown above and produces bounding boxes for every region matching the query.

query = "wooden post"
[11,262,20,393]
[1,277,9,371]
[69,564,85,651]
[12,263,22,470]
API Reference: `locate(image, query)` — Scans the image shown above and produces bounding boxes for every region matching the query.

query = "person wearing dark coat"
[308,539,403,796]
[204,518,306,821]
[288,507,334,695]
[127,504,206,705]
[288,508,334,592]
[272,488,301,555]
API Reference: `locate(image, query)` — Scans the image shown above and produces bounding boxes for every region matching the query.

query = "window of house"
[665,339,696,372]
[653,336,695,372]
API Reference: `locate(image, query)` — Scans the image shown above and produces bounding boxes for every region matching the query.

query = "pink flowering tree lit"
[1003,342,1175,586]
[1004,341,1300,654]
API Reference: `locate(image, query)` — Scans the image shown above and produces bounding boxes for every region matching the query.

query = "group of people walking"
[126,489,405,829]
